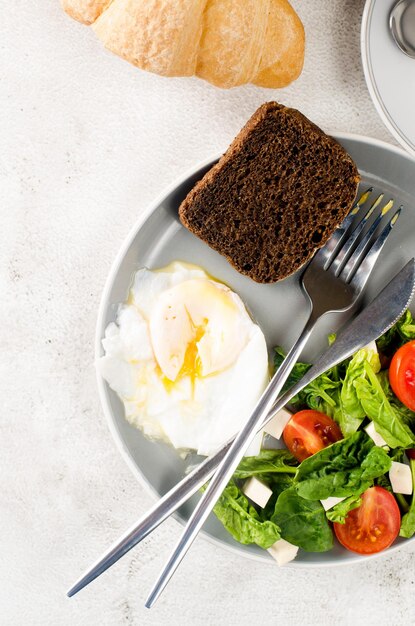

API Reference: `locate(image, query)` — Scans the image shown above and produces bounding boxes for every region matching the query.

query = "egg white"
[97,262,269,456]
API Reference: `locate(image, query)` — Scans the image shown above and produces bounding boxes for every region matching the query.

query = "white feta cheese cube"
[263,408,292,440]
[389,461,413,495]
[267,539,299,566]
[244,430,264,457]
[364,340,378,354]
[320,496,346,511]
[364,421,388,447]
[242,477,273,508]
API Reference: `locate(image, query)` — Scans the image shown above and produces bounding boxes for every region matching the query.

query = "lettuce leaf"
[304,346,381,437]
[274,329,415,444]
[211,481,281,549]
[294,431,391,500]
[299,373,341,413]
[273,347,345,409]
[215,321,415,553]
[325,495,362,524]
[274,346,381,439]
[377,370,415,430]
[334,347,381,436]
[354,361,415,448]
[310,350,371,437]
[272,487,333,552]
[377,310,415,354]
[211,453,298,549]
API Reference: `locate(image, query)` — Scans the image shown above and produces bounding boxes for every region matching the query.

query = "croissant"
[62,0,305,89]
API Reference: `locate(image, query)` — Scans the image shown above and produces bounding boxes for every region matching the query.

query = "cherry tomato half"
[389,340,415,411]
[334,487,400,555]
[283,410,343,462]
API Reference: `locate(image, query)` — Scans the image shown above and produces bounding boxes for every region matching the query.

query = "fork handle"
[145,311,318,608]
[66,315,315,599]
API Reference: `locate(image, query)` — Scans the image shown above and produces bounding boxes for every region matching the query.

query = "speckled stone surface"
[1,1,415,624]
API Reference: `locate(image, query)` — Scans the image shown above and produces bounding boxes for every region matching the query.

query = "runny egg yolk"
[159,319,208,393]
[149,278,249,385]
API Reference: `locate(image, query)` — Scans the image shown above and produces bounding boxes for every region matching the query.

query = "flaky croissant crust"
[62,0,305,88]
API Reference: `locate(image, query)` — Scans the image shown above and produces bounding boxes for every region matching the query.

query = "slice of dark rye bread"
[179,102,360,283]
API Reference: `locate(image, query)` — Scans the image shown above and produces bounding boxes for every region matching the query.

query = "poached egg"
[98,262,269,456]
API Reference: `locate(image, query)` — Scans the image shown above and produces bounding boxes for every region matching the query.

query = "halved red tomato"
[283,409,343,462]
[389,340,415,411]
[334,486,400,554]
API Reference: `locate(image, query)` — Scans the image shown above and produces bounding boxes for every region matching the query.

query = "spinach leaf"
[272,487,333,552]
[211,481,281,549]
[234,449,298,480]
[325,495,362,524]
[233,451,298,525]
[294,431,391,500]
[400,459,415,538]
[260,474,295,522]
[211,451,298,548]
[265,472,296,490]
[354,362,415,448]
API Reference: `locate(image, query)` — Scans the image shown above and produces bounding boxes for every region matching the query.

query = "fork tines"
[320,188,402,287]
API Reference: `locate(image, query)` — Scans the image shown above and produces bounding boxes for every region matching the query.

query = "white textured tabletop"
[2,1,415,624]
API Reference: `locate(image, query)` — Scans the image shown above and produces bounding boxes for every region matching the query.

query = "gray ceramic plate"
[362,0,415,157]
[96,134,415,566]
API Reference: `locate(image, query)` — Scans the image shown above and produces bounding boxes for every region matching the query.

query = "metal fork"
[67,189,400,600]
[144,189,401,607]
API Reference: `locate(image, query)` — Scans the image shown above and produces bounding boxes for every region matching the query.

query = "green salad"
[210,310,415,562]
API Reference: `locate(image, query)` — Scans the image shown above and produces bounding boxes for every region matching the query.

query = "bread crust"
[253,0,305,88]
[93,0,207,77]
[61,0,110,25]
[62,0,305,89]
[179,102,360,283]
[196,0,269,88]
